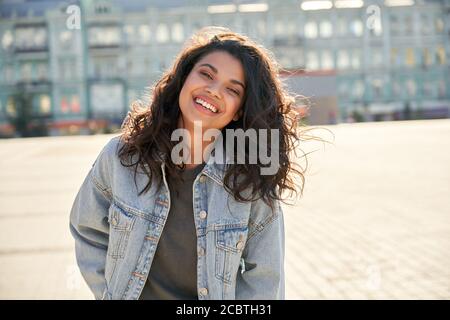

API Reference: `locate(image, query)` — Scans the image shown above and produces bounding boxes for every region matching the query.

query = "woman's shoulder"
[90,135,126,181]
[95,134,127,162]
[101,135,123,158]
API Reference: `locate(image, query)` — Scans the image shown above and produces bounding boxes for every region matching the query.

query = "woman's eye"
[228,88,240,96]
[200,71,213,80]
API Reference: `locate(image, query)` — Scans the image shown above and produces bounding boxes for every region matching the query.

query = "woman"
[70,26,305,300]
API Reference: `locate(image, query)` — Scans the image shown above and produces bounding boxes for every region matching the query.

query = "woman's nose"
[206,85,221,99]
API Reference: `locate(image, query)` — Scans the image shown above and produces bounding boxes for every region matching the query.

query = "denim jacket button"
[199,210,207,219]
[199,175,206,183]
[198,248,205,256]
[236,241,244,250]
[111,217,118,226]
[199,288,208,296]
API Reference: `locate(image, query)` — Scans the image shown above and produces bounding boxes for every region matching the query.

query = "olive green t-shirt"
[139,163,206,300]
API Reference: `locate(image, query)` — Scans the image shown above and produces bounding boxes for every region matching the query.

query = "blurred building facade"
[0,0,449,136]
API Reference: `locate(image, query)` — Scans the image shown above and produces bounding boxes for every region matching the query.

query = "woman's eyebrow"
[199,63,245,89]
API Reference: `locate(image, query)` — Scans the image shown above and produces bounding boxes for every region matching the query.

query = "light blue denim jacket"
[69,136,285,300]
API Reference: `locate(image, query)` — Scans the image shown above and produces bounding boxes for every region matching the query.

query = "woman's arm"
[235,202,285,299]
[69,162,111,300]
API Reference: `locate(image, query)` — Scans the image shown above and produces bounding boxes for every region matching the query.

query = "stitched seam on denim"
[216,229,247,253]
[110,197,165,225]
[247,210,280,242]
[123,229,154,299]
[106,257,118,284]
[90,172,112,202]
[202,171,223,186]
[215,245,234,286]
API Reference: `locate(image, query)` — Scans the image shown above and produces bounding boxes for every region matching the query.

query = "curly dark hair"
[118,26,312,209]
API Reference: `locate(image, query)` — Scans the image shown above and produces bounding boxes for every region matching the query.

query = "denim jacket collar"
[157,138,230,187]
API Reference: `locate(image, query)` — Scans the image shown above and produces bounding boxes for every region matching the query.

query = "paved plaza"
[0,119,449,299]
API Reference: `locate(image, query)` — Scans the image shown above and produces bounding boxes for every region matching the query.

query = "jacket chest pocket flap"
[215,227,248,284]
[107,203,136,258]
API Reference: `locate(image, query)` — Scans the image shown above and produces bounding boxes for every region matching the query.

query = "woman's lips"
[192,97,219,116]
[194,95,220,111]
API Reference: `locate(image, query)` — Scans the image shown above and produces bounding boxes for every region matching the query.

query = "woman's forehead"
[195,51,245,84]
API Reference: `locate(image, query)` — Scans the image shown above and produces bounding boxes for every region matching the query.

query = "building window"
[350,19,363,37]
[274,21,285,38]
[2,30,14,50]
[304,21,318,39]
[392,80,401,97]
[70,95,80,113]
[371,48,383,68]
[321,50,334,69]
[59,58,77,81]
[404,14,413,35]
[319,20,333,38]
[139,25,150,45]
[420,13,432,35]
[306,51,319,70]
[6,97,16,117]
[287,20,297,37]
[436,46,446,65]
[3,65,14,84]
[353,80,364,100]
[21,63,32,81]
[405,48,415,67]
[39,94,51,114]
[16,26,47,50]
[434,16,444,34]
[37,62,48,81]
[423,79,438,98]
[391,48,400,67]
[351,49,361,69]
[337,49,349,69]
[59,30,73,49]
[60,94,80,114]
[423,48,433,67]
[60,96,69,113]
[390,14,400,36]
[35,28,47,48]
[406,79,416,97]
[172,22,184,43]
[371,78,384,100]
[89,27,120,46]
[156,23,169,43]
[338,81,349,99]
[124,25,135,43]
[337,17,347,36]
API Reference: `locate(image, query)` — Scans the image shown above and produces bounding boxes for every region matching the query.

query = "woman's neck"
[177,117,212,166]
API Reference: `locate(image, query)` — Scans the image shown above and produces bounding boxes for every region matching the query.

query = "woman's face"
[178,50,245,131]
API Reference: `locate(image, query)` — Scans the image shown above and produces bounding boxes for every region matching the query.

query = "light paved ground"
[0,119,449,299]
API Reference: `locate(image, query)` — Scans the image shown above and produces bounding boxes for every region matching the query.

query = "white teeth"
[195,98,218,113]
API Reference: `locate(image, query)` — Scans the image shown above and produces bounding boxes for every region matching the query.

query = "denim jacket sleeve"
[235,200,285,300]
[69,143,113,300]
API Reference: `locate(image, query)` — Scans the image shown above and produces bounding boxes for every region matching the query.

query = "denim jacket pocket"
[107,202,136,259]
[215,227,248,285]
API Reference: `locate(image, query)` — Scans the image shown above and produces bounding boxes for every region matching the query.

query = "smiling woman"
[70,26,309,301]
[179,51,245,130]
